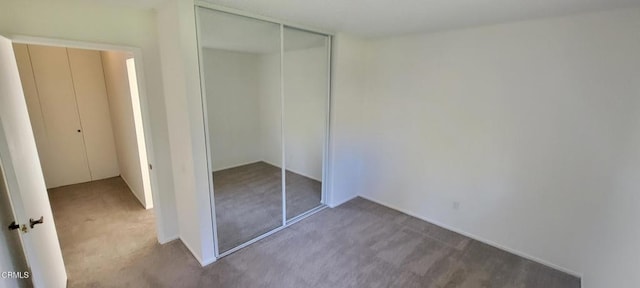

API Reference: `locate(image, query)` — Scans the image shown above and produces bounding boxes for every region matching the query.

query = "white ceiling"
[97,0,640,38]
[198,0,640,37]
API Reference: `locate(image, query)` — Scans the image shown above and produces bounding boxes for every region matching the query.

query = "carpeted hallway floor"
[49,177,580,288]
[48,177,156,288]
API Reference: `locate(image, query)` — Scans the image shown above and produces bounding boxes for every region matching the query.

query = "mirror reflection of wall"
[197,7,330,255]
[284,27,329,220]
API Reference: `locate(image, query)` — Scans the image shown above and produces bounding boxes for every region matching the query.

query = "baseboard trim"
[200,255,217,267]
[179,237,217,267]
[212,160,263,173]
[120,174,150,209]
[328,194,358,208]
[158,234,179,245]
[358,194,584,280]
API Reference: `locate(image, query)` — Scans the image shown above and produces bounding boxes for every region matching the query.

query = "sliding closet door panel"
[283,28,328,220]
[28,45,91,188]
[12,44,54,187]
[197,7,282,254]
[67,48,119,180]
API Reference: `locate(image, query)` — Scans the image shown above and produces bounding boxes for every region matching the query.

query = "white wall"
[257,52,282,168]
[283,46,327,181]
[156,0,215,265]
[203,48,262,171]
[0,0,178,243]
[101,50,153,209]
[357,8,640,286]
[203,46,326,181]
[327,33,367,207]
[256,47,327,180]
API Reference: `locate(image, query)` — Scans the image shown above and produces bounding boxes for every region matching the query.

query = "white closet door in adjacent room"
[67,48,119,180]
[12,44,55,187]
[28,45,91,188]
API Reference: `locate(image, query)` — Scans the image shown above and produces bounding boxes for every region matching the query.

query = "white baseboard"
[358,194,584,280]
[259,159,279,169]
[120,174,150,209]
[158,234,179,245]
[179,237,217,267]
[328,194,358,208]
[212,160,263,172]
[200,255,217,267]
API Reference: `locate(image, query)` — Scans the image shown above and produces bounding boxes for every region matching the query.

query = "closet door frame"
[9,35,173,244]
[194,3,333,258]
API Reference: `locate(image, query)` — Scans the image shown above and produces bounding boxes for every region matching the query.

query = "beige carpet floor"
[48,177,156,288]
[48,177,580,287]
[213,161,322,252]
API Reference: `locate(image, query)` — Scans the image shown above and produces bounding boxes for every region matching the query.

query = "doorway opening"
[10,40,159,286]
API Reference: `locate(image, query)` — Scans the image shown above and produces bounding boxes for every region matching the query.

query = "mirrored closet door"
[196,8,283,254]
[196,6,331,256]
[283,27,329,220]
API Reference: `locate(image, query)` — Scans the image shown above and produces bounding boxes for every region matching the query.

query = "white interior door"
[0,35,67,288]
[0,163,30,288]
[67,48,120,180]
[28,44,91,188]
